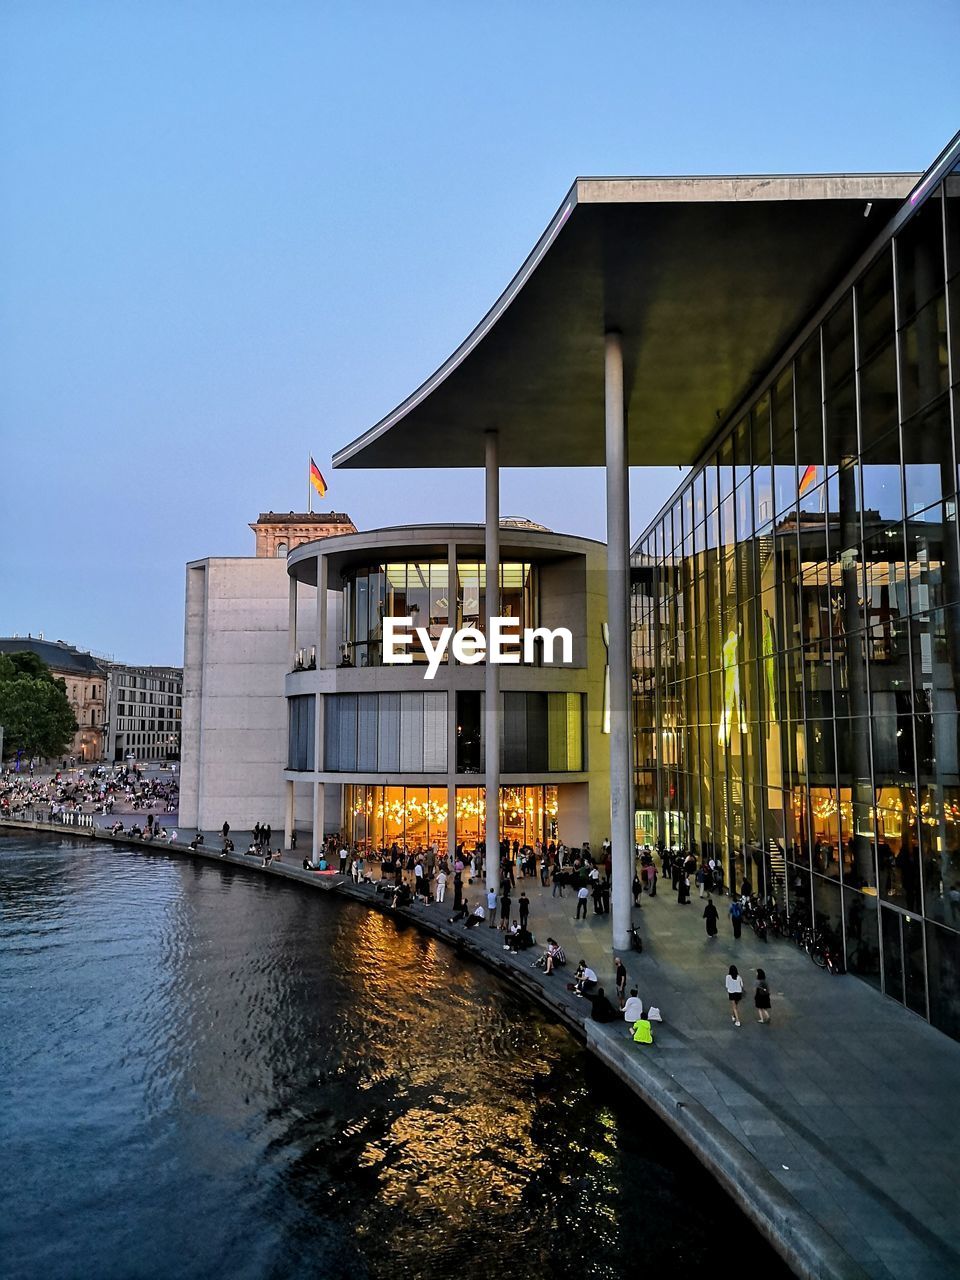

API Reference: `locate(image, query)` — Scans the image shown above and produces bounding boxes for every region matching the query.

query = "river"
[1,833,789,1279]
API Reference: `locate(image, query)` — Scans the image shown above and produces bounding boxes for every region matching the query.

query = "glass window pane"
[896,188,945,321]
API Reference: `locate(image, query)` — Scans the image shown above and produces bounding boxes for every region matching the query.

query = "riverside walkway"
[7,817,959,1280]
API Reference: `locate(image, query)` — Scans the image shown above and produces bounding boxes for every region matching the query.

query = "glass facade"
[633,158,960,1039]
[341,560,537,666]
[342,783,559,854]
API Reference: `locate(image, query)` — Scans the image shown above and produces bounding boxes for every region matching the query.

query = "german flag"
[798,463,817,497]
[309,458,327,498]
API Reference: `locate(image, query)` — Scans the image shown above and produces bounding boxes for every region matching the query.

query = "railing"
[2,808,95,829]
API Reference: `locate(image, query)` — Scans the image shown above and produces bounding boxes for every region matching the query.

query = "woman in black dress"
[755,968,772,1023]
[703,896,719,938]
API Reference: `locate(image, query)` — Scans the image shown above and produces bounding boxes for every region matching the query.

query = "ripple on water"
[0,833,791,1280]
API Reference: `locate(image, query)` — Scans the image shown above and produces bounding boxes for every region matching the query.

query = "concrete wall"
[179,558,316,833]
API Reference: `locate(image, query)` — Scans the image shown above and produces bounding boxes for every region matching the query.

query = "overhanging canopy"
[333,172,916,470]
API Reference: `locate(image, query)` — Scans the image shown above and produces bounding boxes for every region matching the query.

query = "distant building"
[250,511,357,558]
[179,513,356,831]
[0,636,183,765]
[104,664,183,763]
[0,636,107,762]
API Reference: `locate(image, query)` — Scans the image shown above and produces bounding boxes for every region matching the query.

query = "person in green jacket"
[631,1018,654,1044]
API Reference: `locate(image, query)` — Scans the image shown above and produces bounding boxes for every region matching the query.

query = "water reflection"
[1,835,789,1280]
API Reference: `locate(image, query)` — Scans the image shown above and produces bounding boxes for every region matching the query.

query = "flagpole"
[308,453,312,514]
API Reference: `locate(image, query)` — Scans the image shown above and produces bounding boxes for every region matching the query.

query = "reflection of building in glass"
[285,525,608,855]
[633,153,960,1039]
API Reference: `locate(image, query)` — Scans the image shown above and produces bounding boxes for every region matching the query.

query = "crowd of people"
[1,762,179,825]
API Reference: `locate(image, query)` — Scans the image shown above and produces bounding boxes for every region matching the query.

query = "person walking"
[221,820,230,841]
[754,968,772,1024]
[487,885,499,928]
[677,872,691,905]
[729,896,743,939]
[614,957,628,1009]
[725,964,745,1026]
[632,872,642,906]
[703,895,719,939]
[551,863,564,898]
[576,883,589,920]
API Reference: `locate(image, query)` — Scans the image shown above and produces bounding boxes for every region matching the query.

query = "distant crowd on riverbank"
[0,764,179,825]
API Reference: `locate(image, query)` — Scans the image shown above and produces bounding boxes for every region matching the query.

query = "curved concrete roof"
[333,172,917,471]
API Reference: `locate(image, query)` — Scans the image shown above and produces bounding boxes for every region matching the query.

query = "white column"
[605,330,634,951]
[447,536,459,860]
[316,553,328,668]
[288,575,298,671]
[484,429,500,894]
[284,779,295,847]
[311,781,324,860]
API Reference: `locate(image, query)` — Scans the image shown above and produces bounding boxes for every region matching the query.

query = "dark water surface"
[1,835,790,1279]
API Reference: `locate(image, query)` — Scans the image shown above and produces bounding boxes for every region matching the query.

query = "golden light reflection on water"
[321,903,583,1229]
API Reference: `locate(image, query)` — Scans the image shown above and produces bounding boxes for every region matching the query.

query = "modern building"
[0,636,107,761]
[631,145,960,1039]
[179,512,355,833]
[103,664,183,763]
[328,128,960,1039]
[282,524,608,858]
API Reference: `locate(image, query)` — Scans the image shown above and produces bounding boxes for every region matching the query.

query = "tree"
[0,655,78,759]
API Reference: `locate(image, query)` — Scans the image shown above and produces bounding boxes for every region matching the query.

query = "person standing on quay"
[499,884,512,931]
[576,883,589,920]
[755,968,772,1024]
[632,872,643,906]
[703,895,719,939]
[677,872,691,905]
[614,957,628,1009]
[518,891,530,933]
[487,885,498,929]
[435,868,447,904]
[725,965,744,1026]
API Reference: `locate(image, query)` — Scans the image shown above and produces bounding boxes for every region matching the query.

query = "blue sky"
[1,1,957,664]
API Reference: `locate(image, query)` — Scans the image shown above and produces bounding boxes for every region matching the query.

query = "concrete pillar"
[284,779,295,847]
[605,331,634,951]
[484,429,500,894]
[288,575,298,671]
[311,781,324,861]
[316,553,328,668]
[447,536,459,858]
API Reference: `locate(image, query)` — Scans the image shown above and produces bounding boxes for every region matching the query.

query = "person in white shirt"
[435,869,447,903]
[464,903,486,929]
[622,988,645,1023]
[339,846,349,874]
[574,962,598,996]
[725,964,745,1026]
